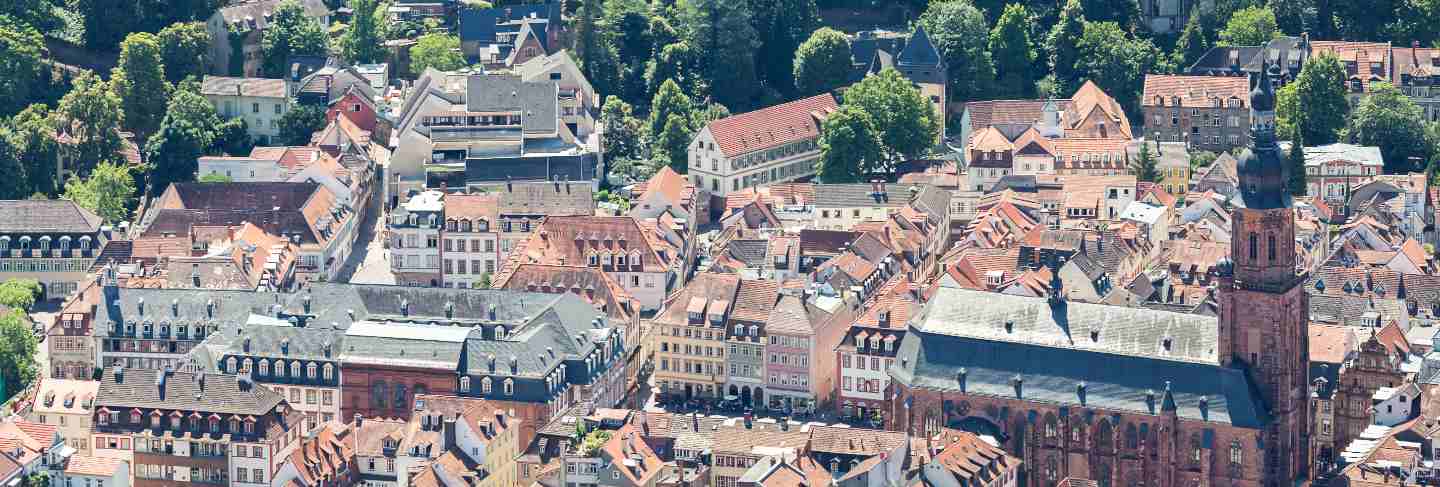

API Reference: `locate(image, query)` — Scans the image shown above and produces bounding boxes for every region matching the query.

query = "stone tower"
[1218,61,1311,485]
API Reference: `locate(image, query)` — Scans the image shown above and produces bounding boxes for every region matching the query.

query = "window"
[323,364,333,380]
[1230,441,1243,464]
[1268,234,1277,262]
[252,103,260,113]
[503,378,513,396]
[482,377,492,394]
[307,363,317,378]
[1248,232,1258,261]
[459,376,471,392]
[322,390,333,405]
[274,104,283,115]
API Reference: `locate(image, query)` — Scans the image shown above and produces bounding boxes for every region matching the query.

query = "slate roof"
[1308,294,1407,327]
[0,200,103,233]
[457,3,560,44]
[813,183,914,208]
[340,321,476,370]
[895,25,942,67]
[492,181,594,216]
[219,322,346,362]
[96,368,285,416]
[464,74,558,134]
[200,76,288,98]
[218,0,328,31]
[892,318,1268,428]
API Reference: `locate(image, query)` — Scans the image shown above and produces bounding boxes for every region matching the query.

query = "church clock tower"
[1218,61,1310,485]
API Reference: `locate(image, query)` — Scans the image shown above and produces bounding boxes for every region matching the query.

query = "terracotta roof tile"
[1142,75,1250,108]
[706,94,837,158]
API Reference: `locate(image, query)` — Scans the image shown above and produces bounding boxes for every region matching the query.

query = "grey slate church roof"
[891,284,1269,428]
[896,25,942,68]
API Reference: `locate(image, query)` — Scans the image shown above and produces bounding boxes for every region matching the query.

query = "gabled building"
[200,76,294,143]
[506,215,684,311]
[1141,74,1251,151]
[0,199,110,300]
[686,94,838,197]
[456,3,561,67]
[205,0,330,76]
[92,366,303,486]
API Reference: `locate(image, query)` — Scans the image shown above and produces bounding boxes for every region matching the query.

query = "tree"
[6,105,58,196]
[645,41,706,102]
[918,0,995,102]
[1074,21,1164,120]
[76,0,132,50]
[1047,0,1086,94]
[409,33,465,74]
[63,161,134,224]
[0,279,41,311]
[989,4,1035,99]
[198,173,233,182]
[1270,0,1316,35]
[1082,0,1142,30]
[603,0,656,105]
[1332,0,1395,41]
[1288,128,1306,195]
[1,0,60,32]
[277,104,327,146]
[651,114,692,173]
[679,0,760,109]
[215,117,253,155]
[1132,141,1159,182]
[1278,52,1348,146]
[601,96,645,162]
[261,0,329,78]
[145,87,223,194]
[792,28,853,97]
[0,308,37,402]
[648,79,694,142]
[1218,5,1279,46]
[0,16,48,118]
[340,0,386,64]
[158,22,212,84]
[817,106,884,184]
[575,0,621,98]
[477,273,492,288]
[1172,8,1212,69]
[55,70,125,175]
[0,134,26,199]
[112,32,169,142]
[844,69,938,161]
[751,0,820,98]
[1348,82,1432,173]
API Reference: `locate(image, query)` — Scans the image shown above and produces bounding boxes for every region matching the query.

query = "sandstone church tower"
[1218,61,1310,485]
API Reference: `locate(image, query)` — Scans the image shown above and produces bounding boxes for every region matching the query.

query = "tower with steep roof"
[1218,61,1311,484]
[894,25,947,145]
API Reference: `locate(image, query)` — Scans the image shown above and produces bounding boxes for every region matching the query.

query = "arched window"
[503,378,513,396]
[38,236,50,251]
[459,377,470,392]
[482,377,492,394]
[1268,234,1277,262]
[226,358,237,373]
[243,419,255,434]
[59,236,71,251]
[258,361,269,376]
[306,363,317,379]
[323,364,334,380]
[209,417,220,432]
[275,360,286,377]
[1125,423,1138,449]
[1230,441,1243,464]
[242,359,252,373]
[79,236,91,250]
[372,380,388,409]
[1248,232,1258,261]
[394,384,407,408]
[229,417,240,432]
[1096,420,1114,452]
[291,362,300,377]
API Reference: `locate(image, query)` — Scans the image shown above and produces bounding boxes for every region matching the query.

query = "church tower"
[1218,61,1310,484]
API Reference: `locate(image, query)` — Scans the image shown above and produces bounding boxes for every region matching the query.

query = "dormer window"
[460,377,470,392]
[482,377,492,394]
[323,364,334,380]
[503,378,513,396]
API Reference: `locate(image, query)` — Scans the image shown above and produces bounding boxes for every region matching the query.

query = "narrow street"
[334,175,397,286]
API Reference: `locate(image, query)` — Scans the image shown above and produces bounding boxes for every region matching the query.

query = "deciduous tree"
[1218,5,1279,46]
[0,16,48,118]
[1074,21,1164,120]
[409,33,465,74]
[600,96,645,162]
[1348,82,1433,173]
[651,114,691,173]
[750,0,819,98]
[158,22,213,84]
[817,106,883,184]
[63,161,135,224]
[918,0,995,102]
[4,105,58,196]
[340,0,386,64]
[261,0,329,78]
[1278,52,1348,146]
[0,279,41,312]
[277,104,327,146]
[989,4,1035,99]
[843,68,937,161]
[679,0,760,110]
[1131,141,1159,182]
[55,70,125,175]
[0,308,38,402]
[145,87,223,194]
[112,32,169,142]
[792,28,853,97]
[1046,0,1086,94]
[648,79,693,142]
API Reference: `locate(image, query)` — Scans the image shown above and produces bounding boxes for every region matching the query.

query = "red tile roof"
[1142,75,1250,108]
[1309,324,1355,364]
[705,94,837,158]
